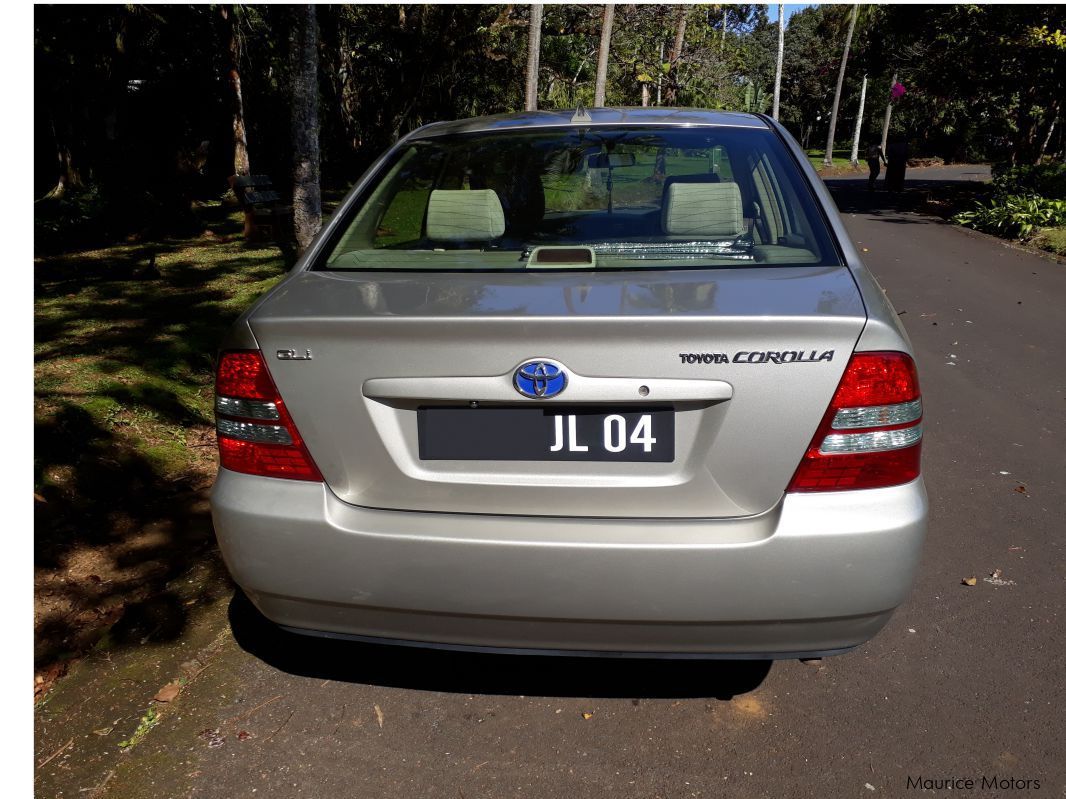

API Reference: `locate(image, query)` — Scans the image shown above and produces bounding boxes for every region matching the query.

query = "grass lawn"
[806,147,862,172]
[35,206,287,488]
[34,199,291,684]
[1032,226,1066,257]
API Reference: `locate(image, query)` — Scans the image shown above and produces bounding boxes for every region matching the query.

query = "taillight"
[215,350,322,481]
[787,351,922,492]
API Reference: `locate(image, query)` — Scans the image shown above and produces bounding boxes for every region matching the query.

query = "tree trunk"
[656,40,664,105]
[642,83,650,107]
[1037,102,1059,164]
[718,7,728,107]
[222,6,250,178]
[823,4,858,168]
[1013,85,1042,165]
[850,74,867,166]
[593,4,614,107]
[664,5,687,106]
[524,4,543,111]
[338,22,360,153]
[772,4,784,120]
[880,70,897,152]
[44,104,83,200]
[45,130,81,200]
[291,5,322,254]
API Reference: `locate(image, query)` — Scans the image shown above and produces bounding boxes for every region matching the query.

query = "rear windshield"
[321,126,841,271]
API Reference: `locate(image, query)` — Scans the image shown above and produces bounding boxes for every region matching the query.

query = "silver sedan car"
[211,109,927,658]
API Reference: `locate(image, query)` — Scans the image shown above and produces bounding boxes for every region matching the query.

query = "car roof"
[406,108,769,140]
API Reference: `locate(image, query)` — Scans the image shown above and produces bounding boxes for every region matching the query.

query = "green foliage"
[990,163,1066,200]
[957,161,1066,241]
[743,81,768,115]
[34,187,108,247]
[868,5,1064,162]
[33,1,1066,249]
[118,707,159,750]
[952,194,1066,240]
[1029,25,1066,51]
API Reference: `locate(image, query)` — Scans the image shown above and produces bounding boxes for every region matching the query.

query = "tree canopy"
[35,3,1065,244]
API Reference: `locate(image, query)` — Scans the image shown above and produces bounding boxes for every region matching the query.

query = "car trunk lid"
[248,266,865,518]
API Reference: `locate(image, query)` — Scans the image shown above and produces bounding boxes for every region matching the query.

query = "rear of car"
[211,109,927,657]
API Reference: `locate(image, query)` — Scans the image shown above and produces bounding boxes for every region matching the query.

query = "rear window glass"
[322,127,840,271]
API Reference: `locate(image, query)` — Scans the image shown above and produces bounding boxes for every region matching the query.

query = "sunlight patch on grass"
[34,203,287,489]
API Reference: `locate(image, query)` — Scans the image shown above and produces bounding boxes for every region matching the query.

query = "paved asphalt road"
[36,165,1065,798]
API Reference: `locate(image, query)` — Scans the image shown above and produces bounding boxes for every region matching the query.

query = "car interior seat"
[660,180,745,239]
[424,189,506,244]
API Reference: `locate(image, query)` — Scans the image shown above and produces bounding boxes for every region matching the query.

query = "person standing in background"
[866,142,888,191]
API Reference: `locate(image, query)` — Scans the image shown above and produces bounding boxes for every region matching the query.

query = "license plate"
[417,407,674,462]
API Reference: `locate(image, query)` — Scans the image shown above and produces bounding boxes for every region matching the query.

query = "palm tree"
[880,70,898,151]
[824,4,859,168]
[593,4,614,107]
[772,4,784,120]
[524,4,544,111]
[664,5,688,106]
[850,75,868,166]
[291,5,321,253]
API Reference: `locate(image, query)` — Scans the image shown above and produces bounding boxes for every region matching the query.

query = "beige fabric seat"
[425,189,506,242]
[661,181,744,238]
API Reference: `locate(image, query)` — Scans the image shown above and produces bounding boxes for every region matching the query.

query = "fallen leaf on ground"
[93,727,114,736]
[237,730,253,741]
[34,493,46,503]
[991,568,1003,579]
[962,576,977,586]
[581,712,594,720]
[154,681,181,703]
[1014,485,1028,494]
[374,704,384,729]
[34,662,69,699]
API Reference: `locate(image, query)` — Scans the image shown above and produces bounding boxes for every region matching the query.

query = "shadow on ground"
[824,172,989,218]
[33,191,356,693]
[33,210,286,685]
[228,592,773,700]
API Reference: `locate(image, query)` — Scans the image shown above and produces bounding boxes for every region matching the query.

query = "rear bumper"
[211,470,927,657]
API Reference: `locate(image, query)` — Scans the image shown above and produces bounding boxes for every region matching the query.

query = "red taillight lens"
[215,350,322,481]
[216,351,277,400]
[831,351,920,406]
[787,351,922,492]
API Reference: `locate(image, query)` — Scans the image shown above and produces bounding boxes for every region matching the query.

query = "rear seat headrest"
[663,173,722,187]
[425,189,506,242]
[661,181,744,238]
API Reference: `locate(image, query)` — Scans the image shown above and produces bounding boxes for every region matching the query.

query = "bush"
[990,162,1066,200]
[952,194,1066,240]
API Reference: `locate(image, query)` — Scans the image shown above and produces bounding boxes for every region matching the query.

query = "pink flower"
[890,82,907,101]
